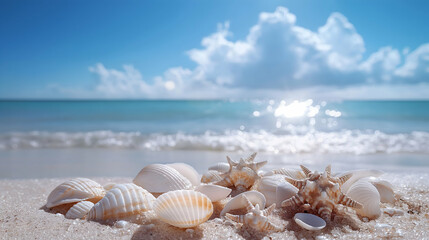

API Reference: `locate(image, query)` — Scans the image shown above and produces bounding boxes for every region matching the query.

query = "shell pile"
[45,153,397,233]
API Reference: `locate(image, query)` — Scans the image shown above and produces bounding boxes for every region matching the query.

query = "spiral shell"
[220,191,266,216]
[154,190,213,228]
[133,164,192,196]
[46,178,105,208]
[347,180,381,219]
[88,183,156,221]
[65,201,94,219]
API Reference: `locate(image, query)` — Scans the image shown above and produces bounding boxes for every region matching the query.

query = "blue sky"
[1,0,429,99]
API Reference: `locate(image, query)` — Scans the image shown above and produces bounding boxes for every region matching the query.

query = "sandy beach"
[1,171,429,239]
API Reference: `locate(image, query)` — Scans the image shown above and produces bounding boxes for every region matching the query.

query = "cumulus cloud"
[88,7,429,99]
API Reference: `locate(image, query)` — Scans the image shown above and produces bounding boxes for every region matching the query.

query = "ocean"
[0,99,428,178]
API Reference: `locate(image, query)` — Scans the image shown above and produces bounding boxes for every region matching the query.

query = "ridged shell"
[275,182,298,207]
[208,163,230,173]
[154,190,213,228]
[294,213,326,231]
[370,179,395,204]
[230,167,258,189]
[103,183,117,191]
[65,201,94,219]
[347,180,381,219]
[195,184,231,202]
[201,170,223,183]
[340,169,384,193]
[46,178,105,208]
[167,163,200,186]
[264,168,305,179]
[133,164,192,195]
[88,183,156,221]
[220,191,266,216]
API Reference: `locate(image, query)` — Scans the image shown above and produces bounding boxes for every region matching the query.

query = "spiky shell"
[230,166,258,190]
[220,191,266,216]
[88,183,156,221]
[167,163,200,186]
[46,178,105,208]
[133,164,192,195]
[154,190,213,228]
[201,170,223,183]
[65,201,94,219]
[195,184,231,202]
[347,180,381,219]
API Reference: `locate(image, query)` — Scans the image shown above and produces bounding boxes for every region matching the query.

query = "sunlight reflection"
[274,99,320,118]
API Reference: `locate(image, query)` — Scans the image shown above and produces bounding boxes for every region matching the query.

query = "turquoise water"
[0,100,428,154]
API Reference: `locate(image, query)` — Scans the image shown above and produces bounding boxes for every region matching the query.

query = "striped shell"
[46,178,105,208]
[154,190,213,228]
[347,180,381,219]
[167,163,200,186]
[65,201,94,219]
[133,164,192,195]
[88,183,156,221]
[264,168,305,179]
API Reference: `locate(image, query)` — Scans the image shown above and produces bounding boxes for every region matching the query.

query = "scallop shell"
[346,180,381,219]
[201,170,223,183]
[294,213,326,231]
[46,178,105,208]
[370,179,395,204]
[208,163,230,173]
[275,182,298,207]
[133,164,192,195]
[65,201,94,219]
[220,191,266,216]
[154,190,213,228]
[195,184,231,202]
[167,163,200,186]
[340,169,384,193]
[88,183,156,221]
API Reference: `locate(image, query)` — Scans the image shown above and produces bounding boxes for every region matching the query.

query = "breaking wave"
[1,130,428,155]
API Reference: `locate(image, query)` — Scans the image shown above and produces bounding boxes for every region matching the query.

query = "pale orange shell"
[65,201,94,219]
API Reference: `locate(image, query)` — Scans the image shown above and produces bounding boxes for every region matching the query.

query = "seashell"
[46,178,105,208]
[154,190,213,228]
[340,169,384,193]
[275,182,298,207]
[264,168,305,179]
[167,163,200,186]
[220,191,266,216]
[103,183,118,191]
[195,184,231,202]
[65,201,94,219]
[229,166,258,191]
[369,179,395,204]
[294,213,326,231]
[382,208,404,217]
[347,180,381,219]
[201,170,223,183]
[256,176,287,206]
[88,183,156,221]
[208,163,230,173]
[133,164,192,196]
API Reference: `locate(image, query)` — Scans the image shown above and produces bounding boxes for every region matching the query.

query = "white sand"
[1,174,429,240]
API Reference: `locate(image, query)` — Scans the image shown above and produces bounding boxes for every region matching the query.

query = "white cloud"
[87,7,429,99]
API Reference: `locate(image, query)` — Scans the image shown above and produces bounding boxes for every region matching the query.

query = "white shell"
[167,163,200,186]
[154,190,213,228]
[382,208,404,217]
[208,163,230,173]
[220,191,266,216]
[370,179,395,204]
[347,180,381,219]
[264,168,305,179]
[275,182,298,207]
[103,183,117,191]
[340,169,384,193]
[195,184,231,202]
[88,183,156,221]
[294,213,326,231]
[256,176,287,206]
[65,201,94,219]
[201,170,223,183]
[46,178,105,208]
[133,164,192,195]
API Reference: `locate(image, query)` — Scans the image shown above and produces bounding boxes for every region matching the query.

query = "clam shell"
[257,176,288,206]
[294,213,326,231]
[370,179,395,204]
[340,169,384,193]
[133,164,192,195]
[201,170,223,184]
[88,183,156,221]
[195,184,231,202]
[347,180,381,219]
[154,190,213,228]
[167,163,200,186]
[275,182,298,207]
[208,163,230,173]
[65,201,94,219]
[46,178,105,208]
[220,191,266,216]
